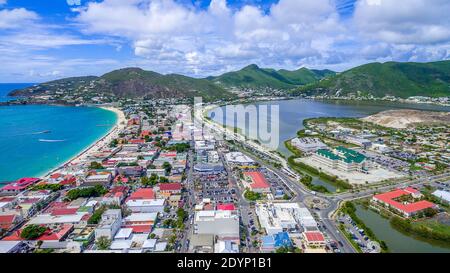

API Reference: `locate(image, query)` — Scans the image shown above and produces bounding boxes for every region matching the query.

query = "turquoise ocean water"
[0,84,117,183]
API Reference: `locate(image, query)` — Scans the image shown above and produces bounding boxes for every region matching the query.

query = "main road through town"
[195,105,356,253]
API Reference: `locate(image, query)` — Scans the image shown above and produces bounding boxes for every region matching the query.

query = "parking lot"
[358,149,410,173]
[338,215,381,253]
[193,161,239,203]
[252,167,293,200]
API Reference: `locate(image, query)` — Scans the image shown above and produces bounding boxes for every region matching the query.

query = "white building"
[344,136,372,148]
[125,199,165,213]
[291,137,327,153]
[432,190,450,203]
[84,173,112,186]
[28,213,88,226]
[94,209,122,240]
[195,140,215,151]
[312,146,367,173]
[194,210,239,237]
[214,240,239,253]
[207,151,220,163]
[224,152,255,166]
[255,202,318,236]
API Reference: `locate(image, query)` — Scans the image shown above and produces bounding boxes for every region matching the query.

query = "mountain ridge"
[293,60,450,98]
[9,60,450,101]
[206,64,335,90]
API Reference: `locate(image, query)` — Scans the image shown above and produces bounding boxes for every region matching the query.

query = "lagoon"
[355,205,450,253]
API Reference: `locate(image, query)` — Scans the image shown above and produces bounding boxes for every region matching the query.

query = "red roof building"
[123,225,152,233]
[60,175,76,186]
[160,152,177,158]
[128,188,155,200]
[51,208,79,216]
[50,173,62,180]
[42,201,70,214]
[0,196,17,203]
[303,231,326,247]
[243,172,271,193]
[1,178,40,193]
[2,224,73,242]
[372,187,436,217]
[140,130,152,138]
[0,214,21,231]
[103,186,129,205]
[129,139,145,144]
[127,118,140,126]
[217,204,236,211]
[159,183,182,192]
[114,175,129,184]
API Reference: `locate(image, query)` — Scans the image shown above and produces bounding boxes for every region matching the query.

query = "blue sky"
[0,0,449,82]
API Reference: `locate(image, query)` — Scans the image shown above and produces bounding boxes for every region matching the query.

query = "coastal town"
[2,2,450,272]
[0,96,449,254]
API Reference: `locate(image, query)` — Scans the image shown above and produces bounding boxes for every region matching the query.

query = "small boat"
[38,139,66,143]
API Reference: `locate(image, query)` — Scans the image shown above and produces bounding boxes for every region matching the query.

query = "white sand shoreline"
[40,106,126,179]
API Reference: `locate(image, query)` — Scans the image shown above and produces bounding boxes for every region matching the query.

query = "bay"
[0,84,117,183]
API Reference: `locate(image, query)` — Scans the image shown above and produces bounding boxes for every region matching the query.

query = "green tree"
[109,139,118,148]
[88,207,107,225]
[21,225,47,240]
[32,184,63,192]
[159,176,169,183]
[244,190,261,201]
[423,208,438,218]
[66,185,108,201]
[96,236,112,250]
[162,162,172,175]
[89,161,104,170]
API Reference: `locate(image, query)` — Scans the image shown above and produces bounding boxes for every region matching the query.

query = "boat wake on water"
[4,130,52,138]
[31,130,51,135]
[38,139,66,143]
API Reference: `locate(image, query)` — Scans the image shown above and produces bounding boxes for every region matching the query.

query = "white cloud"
[0,32,110,49]
[0,6,122,82]
[354,0,450,44]
[73,0,348,75]
[2,0,450,81]
[0,0,7,5]
[0,8,39,29]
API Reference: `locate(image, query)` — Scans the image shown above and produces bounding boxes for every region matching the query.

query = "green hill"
[294,60,450,98]
[207,64,335,90]
[10,67,235,101]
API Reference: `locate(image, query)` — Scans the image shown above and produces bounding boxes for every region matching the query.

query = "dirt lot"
[362,109,450,129]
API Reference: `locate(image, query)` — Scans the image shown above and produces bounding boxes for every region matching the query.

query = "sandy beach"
[41,106,126,178]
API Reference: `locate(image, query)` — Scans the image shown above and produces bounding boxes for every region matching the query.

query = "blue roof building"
[261,232,292,252]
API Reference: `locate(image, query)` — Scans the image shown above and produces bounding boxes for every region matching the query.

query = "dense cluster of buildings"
[256,202,326,252]
[0,103,194,253]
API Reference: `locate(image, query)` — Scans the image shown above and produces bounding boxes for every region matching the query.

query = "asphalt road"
[180,149,196,253]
